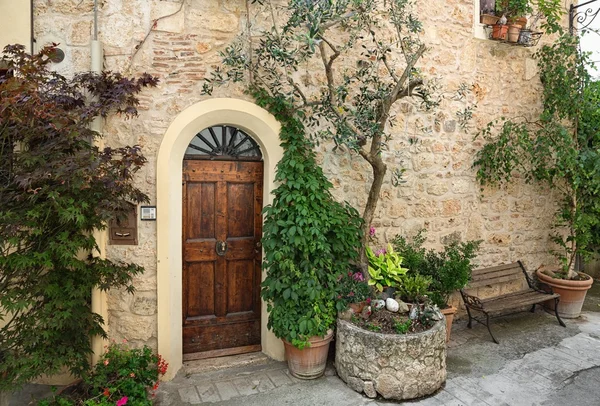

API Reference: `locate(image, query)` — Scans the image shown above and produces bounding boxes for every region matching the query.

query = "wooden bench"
[460,261,566,343]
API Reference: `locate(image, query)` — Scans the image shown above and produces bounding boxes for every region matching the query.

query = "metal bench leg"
[530,304,536,313]
[466,307,473,329]
[485,313,499,344]
[554,297,566,327]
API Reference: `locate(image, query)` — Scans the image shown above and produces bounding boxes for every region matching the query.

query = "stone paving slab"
[156,310,600,406]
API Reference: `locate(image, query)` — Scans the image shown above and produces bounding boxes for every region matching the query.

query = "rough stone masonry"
[30,0,562,352]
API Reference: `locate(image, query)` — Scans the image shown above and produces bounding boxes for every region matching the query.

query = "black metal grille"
[184,125,262,161]
[570,0,600,34]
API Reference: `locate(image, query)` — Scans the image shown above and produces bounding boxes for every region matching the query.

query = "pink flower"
[369,226,376,237]
[375,248,386,256]
[366,298,372,304]
[116,397,128,406]
[103,359,109,366]
[129,372,135,378]
[352,272,364,282]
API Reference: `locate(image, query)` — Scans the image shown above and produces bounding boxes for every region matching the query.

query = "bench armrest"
[460,290,484,310]
[523,271,554,294]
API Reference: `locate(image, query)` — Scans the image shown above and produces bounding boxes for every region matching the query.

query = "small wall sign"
[140,206,157,221]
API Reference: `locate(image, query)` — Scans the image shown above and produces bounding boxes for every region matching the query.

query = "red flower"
[103,388,110,397]
[157,355,169,375]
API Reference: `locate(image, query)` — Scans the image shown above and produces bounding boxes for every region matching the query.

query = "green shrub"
[396,274,432,303]
[256,90,363,349]
[393,231,481,308]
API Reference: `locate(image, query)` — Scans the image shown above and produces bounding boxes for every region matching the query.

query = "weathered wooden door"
[182,159,263,360]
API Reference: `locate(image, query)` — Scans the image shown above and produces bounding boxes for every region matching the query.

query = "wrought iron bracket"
[570,0,600,35]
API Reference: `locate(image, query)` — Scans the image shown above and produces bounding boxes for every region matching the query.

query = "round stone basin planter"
[335,318,446,400]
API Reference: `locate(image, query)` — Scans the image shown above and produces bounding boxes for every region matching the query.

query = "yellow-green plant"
[366,244,408,292]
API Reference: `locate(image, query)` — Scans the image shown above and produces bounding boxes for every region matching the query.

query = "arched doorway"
[182,126,264,360]
[156,99,284,379]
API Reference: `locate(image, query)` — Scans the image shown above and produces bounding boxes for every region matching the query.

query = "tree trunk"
[359,153,387,278]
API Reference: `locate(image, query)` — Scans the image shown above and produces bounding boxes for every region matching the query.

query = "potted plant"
[474,33,597,319]
[259,93,362,380]
[393,231,481,341]
[496,0,533,25]
[336,269,371,314]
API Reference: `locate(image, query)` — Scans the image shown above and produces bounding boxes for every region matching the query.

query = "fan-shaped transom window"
[184,125,262,161]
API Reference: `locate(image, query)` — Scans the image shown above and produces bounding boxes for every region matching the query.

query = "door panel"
[185,262,216,318]
[227,259,256,314]
[182,160,263,357]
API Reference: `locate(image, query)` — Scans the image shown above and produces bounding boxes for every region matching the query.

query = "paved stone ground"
[10,283,600,405]
[154,292,600,406]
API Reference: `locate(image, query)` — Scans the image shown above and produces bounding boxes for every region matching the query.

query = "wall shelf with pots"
[480,16,543,47]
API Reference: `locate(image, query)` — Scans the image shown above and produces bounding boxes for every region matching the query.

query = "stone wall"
[29,0,562,351]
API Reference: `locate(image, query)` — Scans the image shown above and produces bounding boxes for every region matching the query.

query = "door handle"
[216,240,228,256]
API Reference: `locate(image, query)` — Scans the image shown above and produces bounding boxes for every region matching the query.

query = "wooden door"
[182,160,263,360]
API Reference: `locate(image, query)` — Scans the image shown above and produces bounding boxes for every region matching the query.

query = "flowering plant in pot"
[336,269,371,313]
[474,32,597,318]
[258,93,362,379]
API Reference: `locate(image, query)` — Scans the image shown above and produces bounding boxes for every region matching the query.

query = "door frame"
[156,98,284,380]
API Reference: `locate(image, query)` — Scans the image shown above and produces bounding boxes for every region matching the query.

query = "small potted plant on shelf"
[494,0,533,41]
[393,231,481,342]
[480,0,500,25]
[260,94,362,380]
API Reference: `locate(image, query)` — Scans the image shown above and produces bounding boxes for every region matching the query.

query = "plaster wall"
[28,0,563,378]
[0,1,31,53]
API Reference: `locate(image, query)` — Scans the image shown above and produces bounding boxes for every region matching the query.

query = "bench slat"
[484,291,559,313]
[471,267,523,282]
[472,262,522,276]
[467,273,523,288]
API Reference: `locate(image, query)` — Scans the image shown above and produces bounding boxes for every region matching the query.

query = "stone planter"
[335,318,446,400]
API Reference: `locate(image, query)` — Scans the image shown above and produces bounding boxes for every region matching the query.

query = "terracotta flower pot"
[507,24,521,43]
[492,24,509,40]
[480,14,500,25]
[348,301,366,313]
[283,330,333,379]
[441,305,457,342]
[536,269,594,318]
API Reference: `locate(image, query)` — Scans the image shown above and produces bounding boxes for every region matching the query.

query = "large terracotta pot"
[536,269,594,318]
[283,330,333,379]
[441,305,457,342]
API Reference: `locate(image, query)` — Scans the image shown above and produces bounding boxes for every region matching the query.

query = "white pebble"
[386,298,400,312]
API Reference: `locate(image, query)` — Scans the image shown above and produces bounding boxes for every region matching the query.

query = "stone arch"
[156,98,284,379]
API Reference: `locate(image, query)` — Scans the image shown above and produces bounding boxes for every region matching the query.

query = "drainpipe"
[90,0,108,366]
[30,0,34,53]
